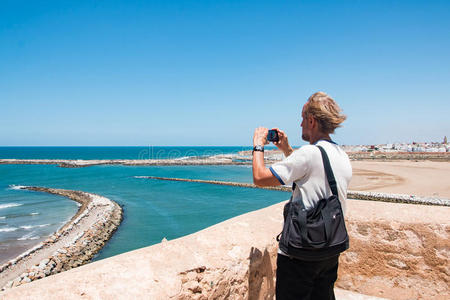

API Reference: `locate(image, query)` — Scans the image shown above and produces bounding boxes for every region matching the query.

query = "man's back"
[270,140,352,212]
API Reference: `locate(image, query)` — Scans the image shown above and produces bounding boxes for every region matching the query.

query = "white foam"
[17,232,40,241]
[0,203,22,210]
[173,156,192,160]
[30,212,40,215]
[0,227,18,232]
[133,176,147,178]
[7,185,28,190]
[0,216,5,219]
[20,224,50,230]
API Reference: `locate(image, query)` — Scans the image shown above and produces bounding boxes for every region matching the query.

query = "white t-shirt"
[270,140,352,214]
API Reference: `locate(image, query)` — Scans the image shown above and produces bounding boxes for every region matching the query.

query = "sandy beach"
[350,160,450,198]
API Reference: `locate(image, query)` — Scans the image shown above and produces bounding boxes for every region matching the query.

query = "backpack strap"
[317,145,340,245]
[317,145,339,199]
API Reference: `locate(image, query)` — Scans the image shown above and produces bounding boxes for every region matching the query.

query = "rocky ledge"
[0,187,122,290]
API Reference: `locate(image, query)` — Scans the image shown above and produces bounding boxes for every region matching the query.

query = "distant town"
[342,136,449,153]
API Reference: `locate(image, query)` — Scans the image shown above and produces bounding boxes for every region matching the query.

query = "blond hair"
[304,92,346,134]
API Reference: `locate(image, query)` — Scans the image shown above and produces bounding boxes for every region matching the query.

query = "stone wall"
[339,215,449,299]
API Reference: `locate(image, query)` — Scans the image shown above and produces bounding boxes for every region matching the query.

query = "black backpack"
[277,145,349,261]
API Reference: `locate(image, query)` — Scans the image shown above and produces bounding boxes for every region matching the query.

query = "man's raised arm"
[252,127,285,187]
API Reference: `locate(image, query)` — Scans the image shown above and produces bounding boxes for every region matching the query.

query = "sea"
[0,147,288,264]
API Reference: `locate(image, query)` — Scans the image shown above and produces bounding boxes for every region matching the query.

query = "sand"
[350,160,450,198]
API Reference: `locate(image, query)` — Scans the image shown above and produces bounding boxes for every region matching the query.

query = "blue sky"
[1,0,449,146]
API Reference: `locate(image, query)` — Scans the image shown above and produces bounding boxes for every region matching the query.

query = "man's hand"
[253,127,269,147]
[272,128,293,157]
[252,127,281,187]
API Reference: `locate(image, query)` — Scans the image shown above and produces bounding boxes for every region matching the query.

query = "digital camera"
[267,129,279,142]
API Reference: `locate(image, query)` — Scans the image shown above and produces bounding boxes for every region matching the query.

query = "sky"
[1,0,449,146]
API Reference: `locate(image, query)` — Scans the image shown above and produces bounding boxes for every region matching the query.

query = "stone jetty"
[0,156,247,168]
[0,187,122,290]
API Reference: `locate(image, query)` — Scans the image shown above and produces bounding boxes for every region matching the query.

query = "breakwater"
[137,176,450,207]
[0,157,244,168]
[0,155,280,168]
[0,187,122,290]
[134,176,289,191]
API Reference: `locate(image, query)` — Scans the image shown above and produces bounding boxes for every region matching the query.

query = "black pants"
[275,254,339,300]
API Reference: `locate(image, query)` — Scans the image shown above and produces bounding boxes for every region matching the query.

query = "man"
[252,92,352,300]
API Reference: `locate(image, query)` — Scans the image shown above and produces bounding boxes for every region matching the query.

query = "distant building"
[444,136,448,144]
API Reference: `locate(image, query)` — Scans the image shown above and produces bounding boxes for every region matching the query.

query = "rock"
[54,263,63,272]
[185,281,202,293]
[22,276,31,283]
[186,272,198,282]
[39,258,50,268]
[12,278,21,288]
[5,281,13,289]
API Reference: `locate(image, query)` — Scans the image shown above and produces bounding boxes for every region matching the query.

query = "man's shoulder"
[293,144,317,153]
[285,145,318,163]
[291,144,320,157]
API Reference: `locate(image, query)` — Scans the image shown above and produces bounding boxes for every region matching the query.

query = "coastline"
[0,187,122,290]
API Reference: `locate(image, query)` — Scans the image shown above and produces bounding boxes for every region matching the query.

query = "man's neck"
[309,132,331,145]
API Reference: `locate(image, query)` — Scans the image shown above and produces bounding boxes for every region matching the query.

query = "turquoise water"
[0,148,289,263]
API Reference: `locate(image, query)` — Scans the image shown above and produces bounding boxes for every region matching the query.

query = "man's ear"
[308,115,315,126]
[309,115,320,131]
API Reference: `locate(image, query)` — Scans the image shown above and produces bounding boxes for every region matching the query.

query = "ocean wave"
[0,227,18,232]
[0,203,22,210]
[133,176,148,178]
[7,184,28,190]
[0,212,42,219]
[17,232,40,241]
[20,223,51,230]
